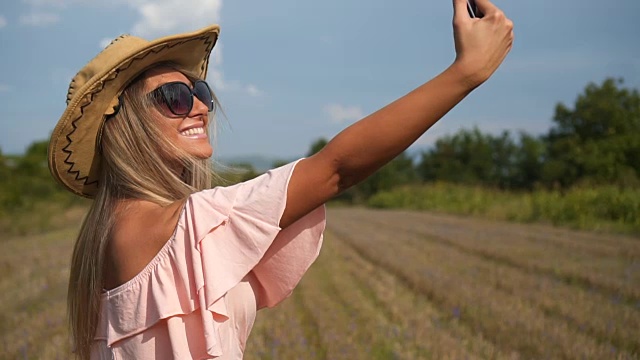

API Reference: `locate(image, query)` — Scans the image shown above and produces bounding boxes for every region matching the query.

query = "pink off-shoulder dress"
[91,161,326,359]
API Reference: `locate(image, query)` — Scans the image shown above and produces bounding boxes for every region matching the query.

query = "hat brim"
[49,25,220,198]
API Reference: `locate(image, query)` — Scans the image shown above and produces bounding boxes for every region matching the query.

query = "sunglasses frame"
[149,80,214,116]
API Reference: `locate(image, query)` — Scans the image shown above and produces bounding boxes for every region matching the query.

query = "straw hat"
[48,25,220,198]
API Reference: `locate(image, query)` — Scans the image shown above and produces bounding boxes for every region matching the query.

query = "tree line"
[1,77,638,212]
[308,78,639,203]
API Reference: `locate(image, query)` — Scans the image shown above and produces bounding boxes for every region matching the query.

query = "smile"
[180,127,206,137]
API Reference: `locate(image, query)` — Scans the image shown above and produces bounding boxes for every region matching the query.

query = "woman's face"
[142,67,214,160]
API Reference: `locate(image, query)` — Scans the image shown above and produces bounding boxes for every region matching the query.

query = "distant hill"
[216,154,298,172]
[218,149,423,172]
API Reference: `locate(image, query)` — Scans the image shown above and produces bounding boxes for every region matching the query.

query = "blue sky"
[0,0,638,162]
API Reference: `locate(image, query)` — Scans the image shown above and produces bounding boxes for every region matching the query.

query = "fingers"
[452,0,470,22]
[475,0,499,16]
[450,0,515,86]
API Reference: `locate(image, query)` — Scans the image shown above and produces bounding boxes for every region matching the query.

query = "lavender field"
[2,208,639,359]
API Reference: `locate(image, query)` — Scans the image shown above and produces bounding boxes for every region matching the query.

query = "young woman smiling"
[48,0,513,358]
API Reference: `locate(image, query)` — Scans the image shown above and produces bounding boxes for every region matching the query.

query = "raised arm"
[281,0,514,228]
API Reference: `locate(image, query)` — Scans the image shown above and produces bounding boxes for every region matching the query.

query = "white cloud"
[18,0,86,27]
[19,12,60,26]
[35,0,257,97]
[211,41,223,67]
[209,68,226,89]
[207,68,262,97]
[123,0,259,96]
[0,84,11,93]
[246,85,262,97]
[128,0,222,38]
[324,104,364,124]
[21,0,72,7]
[0,16,7,28]
[99,37,114,49]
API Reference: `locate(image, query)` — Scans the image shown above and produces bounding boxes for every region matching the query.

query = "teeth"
[180,127,205,136]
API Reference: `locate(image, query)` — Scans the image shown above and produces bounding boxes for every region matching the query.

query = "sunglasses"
[149,80,214,116]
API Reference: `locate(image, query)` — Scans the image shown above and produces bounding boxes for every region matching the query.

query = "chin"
[191,146,213,159]
[193,152,213,160]
[176,139,212,159]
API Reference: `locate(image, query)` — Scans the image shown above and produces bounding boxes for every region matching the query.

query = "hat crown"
[49,25,220,198]
[65,34,147,105]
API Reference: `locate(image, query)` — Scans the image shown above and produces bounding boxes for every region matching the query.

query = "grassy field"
[1,207,639,359]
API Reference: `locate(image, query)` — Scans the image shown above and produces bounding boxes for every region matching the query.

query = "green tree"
[302,138,418,203]
[212,162,260,186]
[488,130,518,188]
[307,138,328,157]
[0,147,8,180]
[349,152,419,202]
[543,78,640,187]
[418,127,502,186]
[0,139,80,212]
[271,160,289,168]
[17,140,50,177]
[511,132,546,190]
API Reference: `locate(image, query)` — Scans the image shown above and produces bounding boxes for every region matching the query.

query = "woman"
[48,0,513,358]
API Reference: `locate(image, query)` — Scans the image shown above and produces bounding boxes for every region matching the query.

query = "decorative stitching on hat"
[60,33,217,194]
[66,79,77,106]
[108,34,130,47]
[66,35,131,106]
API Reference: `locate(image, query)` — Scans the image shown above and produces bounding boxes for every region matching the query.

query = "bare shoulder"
[104,199,186,290]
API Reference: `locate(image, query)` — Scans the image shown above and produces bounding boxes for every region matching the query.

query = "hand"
[451,0,514,88]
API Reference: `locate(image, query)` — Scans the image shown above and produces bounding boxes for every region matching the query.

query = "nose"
[189,95,210,118]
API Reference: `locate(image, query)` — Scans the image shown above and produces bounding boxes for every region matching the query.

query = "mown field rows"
[248,208,640,359]
[0,227,75,359]
[1,208,639,359]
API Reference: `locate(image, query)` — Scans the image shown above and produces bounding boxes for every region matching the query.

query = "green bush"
[369,183,640,234]
[0,141,86,236]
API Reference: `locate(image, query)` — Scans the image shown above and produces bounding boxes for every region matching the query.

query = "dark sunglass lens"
[162,83,192,115]
[194,81,214,112]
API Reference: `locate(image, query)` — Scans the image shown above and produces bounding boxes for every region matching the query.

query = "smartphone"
[467,0,484,18]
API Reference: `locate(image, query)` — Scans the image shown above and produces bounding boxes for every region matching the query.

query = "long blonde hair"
[67,64,219,359]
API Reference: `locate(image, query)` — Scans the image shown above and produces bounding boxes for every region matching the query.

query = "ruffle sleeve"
[95,160,326,358]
